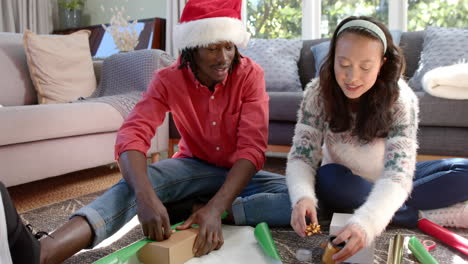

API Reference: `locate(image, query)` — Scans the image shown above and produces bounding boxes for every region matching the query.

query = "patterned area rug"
[20,158,468,263]
[20,193,468,264]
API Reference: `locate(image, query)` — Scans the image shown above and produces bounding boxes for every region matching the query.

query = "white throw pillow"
[409,27,468,91]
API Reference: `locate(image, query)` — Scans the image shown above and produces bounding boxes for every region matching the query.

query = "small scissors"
[420,239,437,251]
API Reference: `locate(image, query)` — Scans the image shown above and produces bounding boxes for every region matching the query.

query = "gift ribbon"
[418,218,468,256]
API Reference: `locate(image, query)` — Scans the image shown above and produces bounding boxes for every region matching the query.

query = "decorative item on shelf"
[101,3,141,53]
[58,0,84,29]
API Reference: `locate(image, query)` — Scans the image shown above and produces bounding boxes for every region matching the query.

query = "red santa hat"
[173,0,250,51]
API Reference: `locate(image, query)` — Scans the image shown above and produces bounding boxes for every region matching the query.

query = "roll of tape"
[296,248,312,262]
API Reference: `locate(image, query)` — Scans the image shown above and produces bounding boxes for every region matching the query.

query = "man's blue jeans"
[73,157,292,247]
[316,158,468,227]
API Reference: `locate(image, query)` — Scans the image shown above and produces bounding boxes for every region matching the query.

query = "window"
[246,0,466,40]
[407,0,468,31]
[321,0,389,38]
[246,0,302,39]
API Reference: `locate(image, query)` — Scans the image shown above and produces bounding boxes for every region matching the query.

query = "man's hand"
[331,223,366,263]
[136,192,172,242]
[291,198,318,237]
[176,204,224,257]
[173,159,254,257]
[118,150,172,242]
[175,159,254,256]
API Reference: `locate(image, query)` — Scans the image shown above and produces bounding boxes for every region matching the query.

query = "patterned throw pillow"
[409,27,468,91]
[239,38,303,92]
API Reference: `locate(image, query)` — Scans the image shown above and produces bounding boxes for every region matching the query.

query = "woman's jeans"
[316,158,468,227]
[73,157,292,247]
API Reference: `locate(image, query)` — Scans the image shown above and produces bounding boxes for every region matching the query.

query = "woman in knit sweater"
[286,16,468,262]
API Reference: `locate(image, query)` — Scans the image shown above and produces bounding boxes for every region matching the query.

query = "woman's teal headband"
[337,19,387,54]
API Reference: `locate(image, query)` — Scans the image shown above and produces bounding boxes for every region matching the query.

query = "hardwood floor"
[8,164,122,213]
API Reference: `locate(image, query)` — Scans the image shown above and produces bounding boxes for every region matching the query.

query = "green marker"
[408,236,439,264]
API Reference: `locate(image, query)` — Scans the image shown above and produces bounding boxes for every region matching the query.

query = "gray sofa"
[169,31,468,159]
[0,32,168,187]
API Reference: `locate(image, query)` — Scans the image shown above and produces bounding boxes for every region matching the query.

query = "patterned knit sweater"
[286,78,419,245]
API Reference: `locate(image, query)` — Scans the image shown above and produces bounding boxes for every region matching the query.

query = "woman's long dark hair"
[319,16,405,142]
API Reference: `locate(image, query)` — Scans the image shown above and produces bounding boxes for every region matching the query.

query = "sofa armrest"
[93,60,103,85]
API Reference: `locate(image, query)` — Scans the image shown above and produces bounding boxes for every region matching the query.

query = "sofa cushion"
[268,121,296,146]
[239,38,303,92]
[409,27,468,91]
[299,39,329,88]
[399,31,424,80]
[0,102,123,146]
[418,126,468,156]
[268,92,303,122]
[0,32,37,106]
[416,91,468,128]
[23,30,97,104]
[310,41,329,78]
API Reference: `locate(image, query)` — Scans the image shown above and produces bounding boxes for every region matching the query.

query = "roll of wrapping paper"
[387,233,404,264]
[418,218,468,255]
[408,236,439,264]
[94,212,229,264]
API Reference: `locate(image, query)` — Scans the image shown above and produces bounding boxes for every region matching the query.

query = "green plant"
[58,0,84,11]
[247,0,302,39]
[246,0,467,39]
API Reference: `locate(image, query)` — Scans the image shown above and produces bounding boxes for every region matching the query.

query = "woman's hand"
[291,198,318,237]
[331,223,366,263]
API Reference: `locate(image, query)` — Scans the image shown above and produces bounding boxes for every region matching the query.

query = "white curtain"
[0,0,53,34]
[166,0,188,58]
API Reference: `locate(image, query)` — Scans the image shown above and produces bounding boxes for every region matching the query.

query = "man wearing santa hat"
[33,0,292,263]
